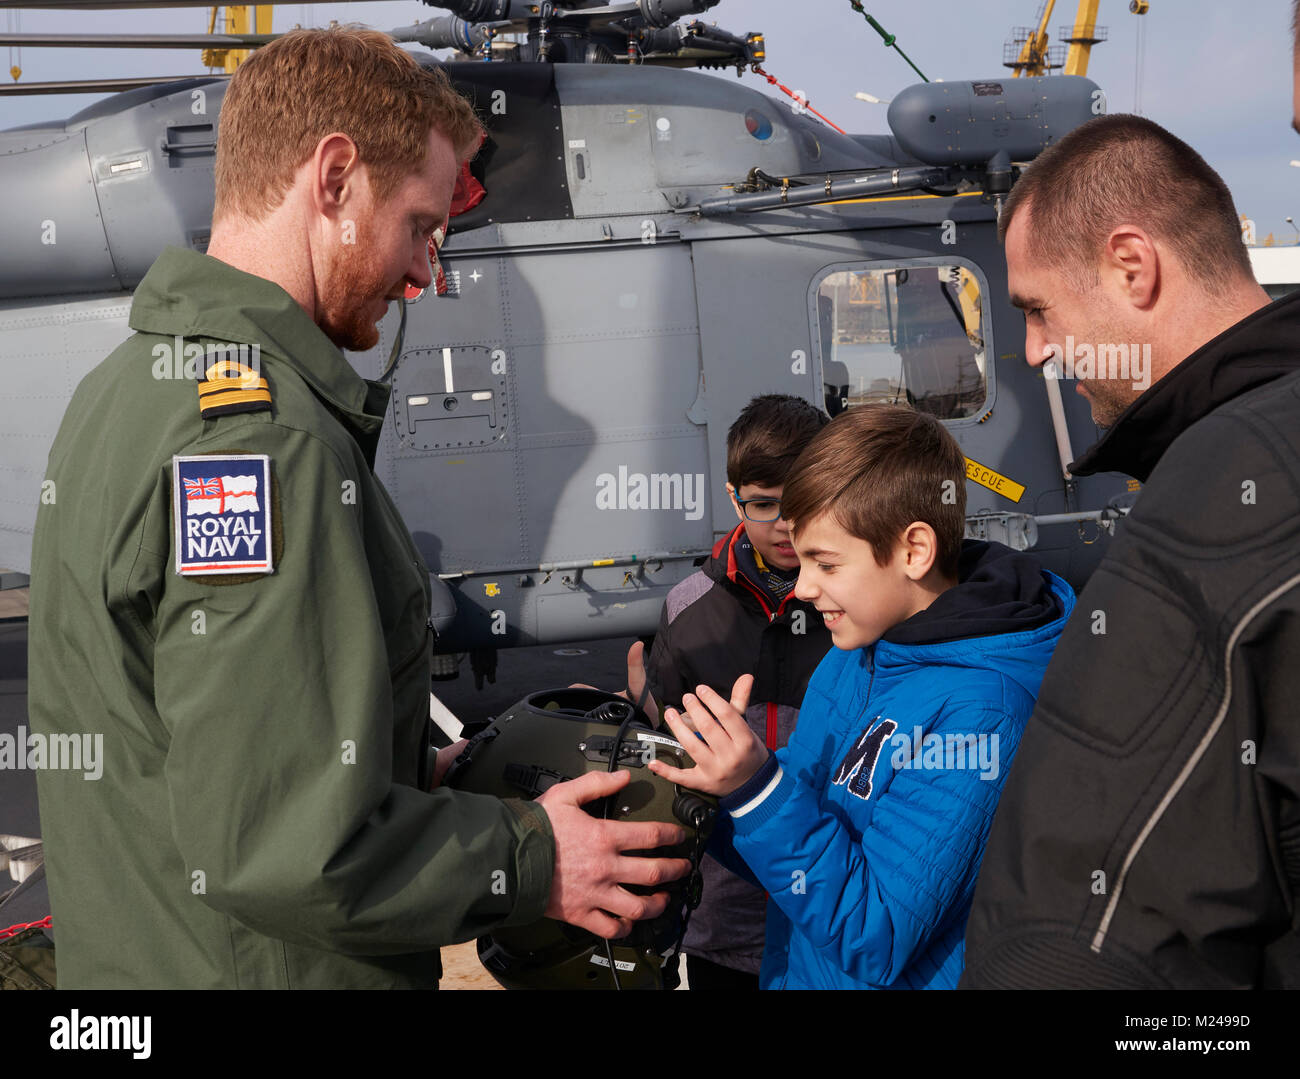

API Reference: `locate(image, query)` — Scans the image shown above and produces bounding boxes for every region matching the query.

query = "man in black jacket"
[961,114,1300,987]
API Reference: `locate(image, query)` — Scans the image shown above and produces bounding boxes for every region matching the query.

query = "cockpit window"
[814,264,988,421]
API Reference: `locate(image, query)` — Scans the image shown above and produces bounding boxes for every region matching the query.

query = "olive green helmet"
[444,687,717,990]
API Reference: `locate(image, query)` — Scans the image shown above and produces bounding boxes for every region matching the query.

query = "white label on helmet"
[634,732,684,751]
[590,954,637,972]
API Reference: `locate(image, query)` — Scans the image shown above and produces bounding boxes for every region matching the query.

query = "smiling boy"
[649,404,1074,989]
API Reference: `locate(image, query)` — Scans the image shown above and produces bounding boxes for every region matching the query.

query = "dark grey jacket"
[648,522,831,974]
[962,291,1300,988]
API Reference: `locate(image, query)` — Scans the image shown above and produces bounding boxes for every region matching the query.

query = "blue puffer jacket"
[713,540,1075,990]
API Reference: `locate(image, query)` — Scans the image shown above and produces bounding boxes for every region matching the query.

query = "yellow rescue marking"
[592,558,615,567]
[965,457,1025,503]
[484,582,500,597]
[1127,478,1142,492]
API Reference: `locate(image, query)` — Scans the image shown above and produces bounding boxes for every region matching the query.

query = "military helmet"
[444,687,717,990]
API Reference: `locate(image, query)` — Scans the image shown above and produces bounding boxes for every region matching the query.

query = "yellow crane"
[1004,1,1065,77]
[1005,0,1146,79]
[1059,0,1104,76]
[202,6,273,73]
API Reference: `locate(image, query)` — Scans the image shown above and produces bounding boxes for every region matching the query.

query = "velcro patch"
[173,454,274,576]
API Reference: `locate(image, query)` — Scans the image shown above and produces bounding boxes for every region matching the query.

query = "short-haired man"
[28,27,686,989]
[961,114,1300,988]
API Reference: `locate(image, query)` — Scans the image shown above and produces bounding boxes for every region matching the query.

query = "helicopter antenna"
[749,63,845,134]
[845,1,929,82]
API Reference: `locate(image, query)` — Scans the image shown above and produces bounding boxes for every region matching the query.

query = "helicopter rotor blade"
[0,32,275,49]
[0,74,225,95]
[0,0,389,8]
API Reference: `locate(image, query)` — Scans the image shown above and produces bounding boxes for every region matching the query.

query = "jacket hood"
[1070,289,1300,482]
[876,540,1074,700]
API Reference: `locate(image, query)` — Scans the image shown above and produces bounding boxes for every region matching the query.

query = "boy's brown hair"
[726,394,830,489]
[214,26,483,225]
[782,405,966,578]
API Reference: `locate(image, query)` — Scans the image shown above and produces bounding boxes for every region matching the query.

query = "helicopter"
[0,0,1133,691]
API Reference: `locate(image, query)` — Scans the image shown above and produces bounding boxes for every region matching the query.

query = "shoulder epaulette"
[198,359,272,419]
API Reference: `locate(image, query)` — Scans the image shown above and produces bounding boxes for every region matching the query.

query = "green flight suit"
[28,247,553,988]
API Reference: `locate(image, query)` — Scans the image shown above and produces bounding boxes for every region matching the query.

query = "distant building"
[1248,246,1300,300]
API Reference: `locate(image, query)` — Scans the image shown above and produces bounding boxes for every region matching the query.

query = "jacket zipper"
[1090,571,1300,954]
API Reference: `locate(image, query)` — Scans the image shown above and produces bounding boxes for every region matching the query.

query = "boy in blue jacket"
[648,404,1073,989]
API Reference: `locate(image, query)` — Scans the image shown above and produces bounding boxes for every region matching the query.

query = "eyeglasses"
[734,495,785,523]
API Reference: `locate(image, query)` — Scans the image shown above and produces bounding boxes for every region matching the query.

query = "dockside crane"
[1005,0,1145,80]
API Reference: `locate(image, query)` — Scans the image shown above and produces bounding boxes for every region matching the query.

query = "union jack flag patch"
[173,454,274,576]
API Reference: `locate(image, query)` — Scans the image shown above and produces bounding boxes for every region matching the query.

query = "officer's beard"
[317,206,401,353]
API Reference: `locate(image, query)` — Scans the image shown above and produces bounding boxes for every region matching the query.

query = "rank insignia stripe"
[198,388,273,419]
[199,377,270,397]
[198,361,272,419]
[172,454,275,576]
[963,456,1026,503]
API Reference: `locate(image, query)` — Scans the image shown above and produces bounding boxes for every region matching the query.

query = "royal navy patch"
[173,454,274,576]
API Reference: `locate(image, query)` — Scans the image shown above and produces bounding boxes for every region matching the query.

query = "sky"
[2,0,1297,244]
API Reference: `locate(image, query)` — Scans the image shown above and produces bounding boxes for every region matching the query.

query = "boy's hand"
[647,674,769,797]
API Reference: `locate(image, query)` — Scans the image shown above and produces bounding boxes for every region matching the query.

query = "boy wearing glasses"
[642,393,832,990]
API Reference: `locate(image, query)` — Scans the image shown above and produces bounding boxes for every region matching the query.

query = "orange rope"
[752,64,846,135]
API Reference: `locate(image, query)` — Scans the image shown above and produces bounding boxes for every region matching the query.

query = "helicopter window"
[815,265,987,421]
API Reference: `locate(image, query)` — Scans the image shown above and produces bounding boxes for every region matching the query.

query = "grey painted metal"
[0,32,277,48]
[0,294,133,574]
[965,513,1038,552]
[0,59,1127,665]
[1034,508,1131,526]
[0,0,383,7]
[0,130,116,295]
[695,165,949,215]
[0,75,223,95]
[887,76,1102,165]
[0,78,224,297]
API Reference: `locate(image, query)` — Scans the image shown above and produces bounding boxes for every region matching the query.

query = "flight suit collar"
[129,246,390,465]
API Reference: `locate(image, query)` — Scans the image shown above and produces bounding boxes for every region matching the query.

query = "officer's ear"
[310,132,364,222]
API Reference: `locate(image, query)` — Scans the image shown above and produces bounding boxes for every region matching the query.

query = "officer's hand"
[536,770,690,940]
[648,675,769,797]
[429,738,468,790]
